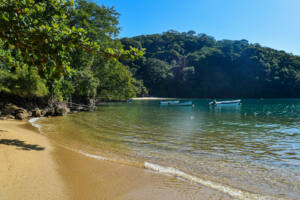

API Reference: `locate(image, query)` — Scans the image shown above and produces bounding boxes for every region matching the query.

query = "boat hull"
[160,101,193,106]
[210,100,241,106]
[160,101,180,105]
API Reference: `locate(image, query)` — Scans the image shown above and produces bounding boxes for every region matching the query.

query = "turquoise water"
[39,99,300,199]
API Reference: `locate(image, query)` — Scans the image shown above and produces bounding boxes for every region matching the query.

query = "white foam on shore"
[144,162,274,200]
[27,119,277,200]
[77,150,107,160]
[28,117,42,132]
[67,147,276,200]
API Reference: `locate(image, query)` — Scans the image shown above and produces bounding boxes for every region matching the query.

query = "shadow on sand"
[0,139,45,151]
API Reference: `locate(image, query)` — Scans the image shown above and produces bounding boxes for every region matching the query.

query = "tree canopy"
[2,0,298,102]
[0,0,144,102]
[0,0,95,79]
[121,31,300,98]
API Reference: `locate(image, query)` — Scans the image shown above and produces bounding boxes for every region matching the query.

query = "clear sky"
[97,0,300,55]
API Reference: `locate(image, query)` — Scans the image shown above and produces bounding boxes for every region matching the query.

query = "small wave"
[29,117,42,132]
[77,150,107,160]
[62,146,144,169]
[68,147,276,200]
[144,162,275,200]
[28,119,279,200]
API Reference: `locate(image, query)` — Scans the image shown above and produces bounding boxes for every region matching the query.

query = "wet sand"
[0,120,233,200]
[54,146,233,200]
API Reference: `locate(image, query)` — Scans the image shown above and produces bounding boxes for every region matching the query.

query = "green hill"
[121,30,300,98]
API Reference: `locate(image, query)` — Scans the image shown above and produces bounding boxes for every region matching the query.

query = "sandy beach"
[0,120,66,200]
[0,120,232,200]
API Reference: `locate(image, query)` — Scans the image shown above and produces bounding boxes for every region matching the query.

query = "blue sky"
[97,0,300,55]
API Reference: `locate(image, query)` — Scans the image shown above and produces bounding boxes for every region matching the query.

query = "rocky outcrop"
[1,104,29,120]
[44,107,55,116]
[0,115,15,120]
[32,108,42,117]
[15,108,29,120]
[0,97,100,121]
[15,111,29,120]
[0,102,71,120]
[55,104,70,116]
[2,104,20,116]
[41,109,48,116]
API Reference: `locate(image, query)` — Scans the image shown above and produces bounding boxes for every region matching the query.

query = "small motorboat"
[160,101,193,106]
[160,100,180,105]
[209,99,241,106]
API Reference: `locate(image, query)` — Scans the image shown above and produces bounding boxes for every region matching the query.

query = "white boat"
[209,99,241,106]
[160,101,193,106]
[160,100,180,105]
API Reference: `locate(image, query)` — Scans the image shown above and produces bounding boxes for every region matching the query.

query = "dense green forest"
[0,0,144,108]
[121,31,300,98]
[1,0,300,111]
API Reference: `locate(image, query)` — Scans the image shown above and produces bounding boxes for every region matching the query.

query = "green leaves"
[0,65,49,98]
[0,0,92,79]
[67,0,145,100]
[0,0,145,100]
[121,31,300,98]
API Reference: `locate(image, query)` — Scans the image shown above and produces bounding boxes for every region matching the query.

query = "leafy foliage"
[72,69,99,98]
[121,31,300,98]
[0,0,144,102]
[0,66,48,97]
[96,60,136,100]
[68,0,144,100]
[0,0,95,79]
[71,0,120,44]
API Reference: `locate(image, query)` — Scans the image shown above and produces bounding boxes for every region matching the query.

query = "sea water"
[36,99,300,199]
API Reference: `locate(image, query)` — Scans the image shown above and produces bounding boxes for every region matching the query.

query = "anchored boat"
[160,101,193,106]
[209,99,241,106]
[160,100,179,105]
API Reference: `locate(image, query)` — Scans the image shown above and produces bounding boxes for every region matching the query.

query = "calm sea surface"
[38,99,300,199]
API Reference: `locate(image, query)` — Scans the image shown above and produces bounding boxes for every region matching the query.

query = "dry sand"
[0,120,66,200]
[0,120,233,200]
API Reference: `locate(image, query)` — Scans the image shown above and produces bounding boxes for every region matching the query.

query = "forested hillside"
[121,31,300,98]
[1,0,299,112]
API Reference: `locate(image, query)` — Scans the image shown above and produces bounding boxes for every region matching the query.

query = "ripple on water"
[36,99,300,199]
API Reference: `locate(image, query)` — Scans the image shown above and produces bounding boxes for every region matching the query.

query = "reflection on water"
[39,99,300,199]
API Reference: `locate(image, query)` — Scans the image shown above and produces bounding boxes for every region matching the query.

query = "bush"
[0,66,48,98]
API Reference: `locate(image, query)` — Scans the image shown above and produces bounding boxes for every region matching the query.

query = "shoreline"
[0,120,67,200]
[0,119,233,200]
